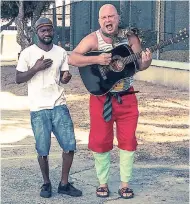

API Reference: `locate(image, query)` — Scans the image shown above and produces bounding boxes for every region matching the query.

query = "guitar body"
[78,44,138,96]
[77,28,189,96]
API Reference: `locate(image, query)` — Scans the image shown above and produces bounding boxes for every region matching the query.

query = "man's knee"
[62,150,74,155]
[38,155,48,161]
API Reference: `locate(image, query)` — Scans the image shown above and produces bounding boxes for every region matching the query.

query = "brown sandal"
[96,186,110,198]
[118,187,134,199]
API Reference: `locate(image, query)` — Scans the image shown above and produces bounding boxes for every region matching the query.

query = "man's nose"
[105,17,110,22]
[44,31,51,36]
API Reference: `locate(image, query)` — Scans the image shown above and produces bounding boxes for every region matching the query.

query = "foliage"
[1,1,52,21]
[1,1,54,50]
[1,1,18,20]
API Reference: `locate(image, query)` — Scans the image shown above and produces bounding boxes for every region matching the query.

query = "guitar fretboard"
[98,29,188,74]
[122,35,180,65]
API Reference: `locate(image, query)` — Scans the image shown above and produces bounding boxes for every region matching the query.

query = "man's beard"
[38,36,53,45]
[101,29,118,38]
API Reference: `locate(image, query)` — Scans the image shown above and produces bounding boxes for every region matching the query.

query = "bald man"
[69,4,152,199]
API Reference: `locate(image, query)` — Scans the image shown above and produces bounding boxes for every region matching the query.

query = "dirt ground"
[1,65,189,164]
[1,65,189,203]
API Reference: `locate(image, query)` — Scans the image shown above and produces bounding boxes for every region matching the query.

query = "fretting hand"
[141,48,152,68]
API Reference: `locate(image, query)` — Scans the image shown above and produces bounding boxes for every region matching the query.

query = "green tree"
[1,0,53,50]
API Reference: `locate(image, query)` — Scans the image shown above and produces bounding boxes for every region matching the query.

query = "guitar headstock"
[174,28,189,43]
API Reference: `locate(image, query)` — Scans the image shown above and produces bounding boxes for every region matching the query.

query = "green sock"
[93,151,110,184]
[120,149,135,183]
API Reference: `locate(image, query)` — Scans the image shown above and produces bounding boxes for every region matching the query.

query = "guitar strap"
[101,28,137,48]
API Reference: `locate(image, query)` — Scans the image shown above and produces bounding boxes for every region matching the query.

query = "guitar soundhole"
[110,55,124,72]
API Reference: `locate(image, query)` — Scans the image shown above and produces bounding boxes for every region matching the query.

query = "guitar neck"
[123,36,176,65]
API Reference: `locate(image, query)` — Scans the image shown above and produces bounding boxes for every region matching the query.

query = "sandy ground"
[1,65,189,163]
[1,65,189,204]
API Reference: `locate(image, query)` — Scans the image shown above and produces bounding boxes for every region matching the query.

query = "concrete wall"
[0,30,21,61]
[134,60,189,91]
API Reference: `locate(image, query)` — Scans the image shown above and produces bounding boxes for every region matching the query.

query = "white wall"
[0,30,21,61]
[135,60,189,91]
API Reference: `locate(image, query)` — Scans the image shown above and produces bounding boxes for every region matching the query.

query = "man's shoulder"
[25,44,37,50]
[82,32,97,45]
[21,44,37,54]
[53,44,67,53]
[87,31,97,39]
[18,45,33,60]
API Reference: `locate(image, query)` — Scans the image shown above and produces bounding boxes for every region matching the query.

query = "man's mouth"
[44,37,52,41]
[106,24,113,31]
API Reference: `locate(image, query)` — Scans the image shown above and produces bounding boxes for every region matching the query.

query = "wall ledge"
[151,59,189,70]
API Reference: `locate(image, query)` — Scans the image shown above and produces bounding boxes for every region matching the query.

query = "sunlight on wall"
[0,92,29,110]
[0,128,32,144]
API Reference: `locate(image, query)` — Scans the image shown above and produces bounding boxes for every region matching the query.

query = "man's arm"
[16,69,38,84]
[68,33,112,67]
[128,34,152,71]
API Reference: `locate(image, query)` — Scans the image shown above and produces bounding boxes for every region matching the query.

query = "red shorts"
[88,87,139,153]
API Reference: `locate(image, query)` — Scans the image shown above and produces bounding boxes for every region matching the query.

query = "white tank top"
[95,30,134,92]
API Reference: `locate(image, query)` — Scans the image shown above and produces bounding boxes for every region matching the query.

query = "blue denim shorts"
[30,105,76,156]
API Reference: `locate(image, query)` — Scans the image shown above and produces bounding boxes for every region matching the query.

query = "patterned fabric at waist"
[111,76,134,92]
[110,86,138,96]
[103,86,138,122]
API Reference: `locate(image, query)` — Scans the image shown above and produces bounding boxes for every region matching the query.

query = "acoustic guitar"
[78,29,189,96]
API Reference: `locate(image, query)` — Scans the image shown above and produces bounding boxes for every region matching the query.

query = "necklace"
[100,29,119,38]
